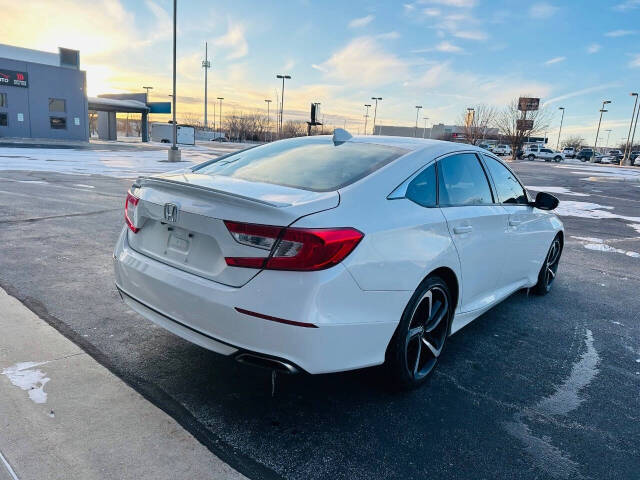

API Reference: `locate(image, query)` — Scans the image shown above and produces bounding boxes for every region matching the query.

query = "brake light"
[125,191,139,233]
[224,221,363,271]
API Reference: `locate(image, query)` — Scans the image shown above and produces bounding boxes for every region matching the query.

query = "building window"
[49,98,66,113]
[50,117,67,129]
[0,113,7,127]
[0,93,7,108]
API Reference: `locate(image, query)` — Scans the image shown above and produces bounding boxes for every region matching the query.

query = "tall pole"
[202,42,211,129]
[604,129,612,149]
[556,107,565,150]
[363,104,371,135]
[414,106,422,137]
[629,101,640,159]
[593,100,611,161]
[423,117,429,139]
[265,99,272,142]
[276,74,291,138]
[371,97,382,135]
[168,0,179,161]
[623,93,638,165]
[217,97,224,138]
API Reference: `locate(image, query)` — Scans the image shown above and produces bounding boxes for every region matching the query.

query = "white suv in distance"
[493,145,512,156]
[526,146,564,162]
[562,147,576,158]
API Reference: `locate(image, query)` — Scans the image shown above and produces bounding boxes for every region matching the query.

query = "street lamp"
[556,107,565,150]
[276,74,291,138]
[143,86,153,99]
[168,0,180,162]
[264,99,272,142]
[623,93,639,165]
[414,105,422,137]
[423,117,429,139]
[364,104,372,136]
[202,42,211,129]
[217,97,224,138]
[604,129,612,150]
[630,97,640,162]
[593,100,611,161]
[371,97,382,135]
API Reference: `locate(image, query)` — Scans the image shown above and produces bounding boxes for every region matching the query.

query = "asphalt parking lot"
[0,154,638,479]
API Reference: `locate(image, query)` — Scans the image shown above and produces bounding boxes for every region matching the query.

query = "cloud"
[413,41,464,53]
[630,54,640,68]
[544,56,566,65]
[214,20,248,60]
[348,14,374,28]
[587,43,601,54]
[427,0,477,6]
[529,2,558,18]
[311,64,328,72]
[544,83,622,104]
[282,59,296,71]
[453,30,488,40]
[377,31,401,40]
[605,29,637,37]
[318,36,408,87]
[423,8,441,16]
[613,0,640,10]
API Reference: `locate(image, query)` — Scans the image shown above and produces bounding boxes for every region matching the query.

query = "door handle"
[453,225,473,234]
[509,218,523,226]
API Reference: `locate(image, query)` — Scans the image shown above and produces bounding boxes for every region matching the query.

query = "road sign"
[517,119,534,130]
[518,97,540,111]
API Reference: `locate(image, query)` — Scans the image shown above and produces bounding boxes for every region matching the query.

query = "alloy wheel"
[404,286,449,381]
[544,238,562,288]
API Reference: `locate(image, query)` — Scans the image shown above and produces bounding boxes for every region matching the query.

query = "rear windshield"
[193,137,407,192]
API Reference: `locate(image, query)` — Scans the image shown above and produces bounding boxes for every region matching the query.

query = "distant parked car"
[477,144,493,152]
[562,147,576,158]
[576,149,594,161]
[631,151,640,165]
[493,144,512,156]
[526,146,564,162]
[607,150,623,164]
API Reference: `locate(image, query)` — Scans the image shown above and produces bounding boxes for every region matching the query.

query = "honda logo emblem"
[163,203,178,222]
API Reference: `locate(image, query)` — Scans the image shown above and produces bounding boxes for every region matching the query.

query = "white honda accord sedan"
[114,130,563,388]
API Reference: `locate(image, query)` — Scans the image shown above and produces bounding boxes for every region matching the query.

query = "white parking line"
[0,450,19,480]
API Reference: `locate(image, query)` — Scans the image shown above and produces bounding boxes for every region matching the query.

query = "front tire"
[386,276,452,389]
[528,154,536,161]
[554,156,562,162]
[533,235,563,295]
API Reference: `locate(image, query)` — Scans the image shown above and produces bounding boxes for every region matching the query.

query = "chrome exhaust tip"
[235,353,299,374]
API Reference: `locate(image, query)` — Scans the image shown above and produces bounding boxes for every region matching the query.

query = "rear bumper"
[113,228,408,374]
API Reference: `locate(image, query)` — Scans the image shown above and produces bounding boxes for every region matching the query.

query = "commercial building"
[374,123,500,142]
[0,43,89,140]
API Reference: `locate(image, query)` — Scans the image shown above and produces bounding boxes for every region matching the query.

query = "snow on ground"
[554,200,640,223]
[525,186,589,197]
[2,361,50,404]
[555,164,640,181]
[0,145,231,178]
[571,236,640,258]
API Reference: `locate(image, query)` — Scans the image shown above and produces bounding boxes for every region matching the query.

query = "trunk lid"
[127,172,339,287]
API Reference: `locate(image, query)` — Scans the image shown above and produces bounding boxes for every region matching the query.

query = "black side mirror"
[531,191,559,210]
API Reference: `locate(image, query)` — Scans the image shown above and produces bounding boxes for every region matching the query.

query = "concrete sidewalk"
[0,287,247,480]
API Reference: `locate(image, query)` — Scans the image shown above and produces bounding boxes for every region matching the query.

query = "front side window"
[0,93,7,108]
[194,137,407,192]
[406,163,436,207]
[49,98,66,112]
[437,153,493,206]
[50,117,66,129]
[483,155,528,204]
[0,113,7,127]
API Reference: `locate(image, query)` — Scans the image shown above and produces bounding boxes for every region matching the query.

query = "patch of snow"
[572,237,640,258]
[525,186,589,197]
[2,361,50,404]
[584,243,619,253]
[629,224,640,235]
[556,164,640,180]
[555,200,640,222]
[571,236,603,243]
[73,184,94,188]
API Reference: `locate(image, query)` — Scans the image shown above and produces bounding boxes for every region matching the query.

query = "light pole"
[423,117,429,139]
[414,105,422,137]
[364,104,371,135]
[202,42,211,129]
[629,100,640,159]
[264,99,272,142]
[623,93,638,165]
[143,86,153,99]
[168,0,180,162]
[556,107,565,150]
[604,129,612,150]
[217,97,224,139]
[466,107,474,143]
[276,74,291,138]
[593,100,611,161]
[371,97,382,135]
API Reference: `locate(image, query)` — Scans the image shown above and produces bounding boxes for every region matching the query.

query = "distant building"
[373,123,500,142]
[0,43,89,140]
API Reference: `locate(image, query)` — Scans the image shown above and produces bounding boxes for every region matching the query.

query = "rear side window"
[437,153,493,206]
[482,156,528,204]
[194,137,407,192]
[406,163,436,207]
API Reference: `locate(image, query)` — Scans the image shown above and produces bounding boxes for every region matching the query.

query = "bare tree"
[280,120,307,138]
[180,112,203,128]
[561,135,585,149]
[495,97,551,158]
[458,104,497,145]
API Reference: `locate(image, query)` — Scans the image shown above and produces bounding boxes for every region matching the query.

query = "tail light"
[125,191,139,233]
[224,220,363,271]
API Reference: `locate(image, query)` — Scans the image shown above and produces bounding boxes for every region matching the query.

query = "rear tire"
[533,234,563,295]
[385,276,452,389]
[554,156,562,162]
[528,154,536,161]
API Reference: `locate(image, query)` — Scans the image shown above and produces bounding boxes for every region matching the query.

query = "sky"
[3,0,640,145]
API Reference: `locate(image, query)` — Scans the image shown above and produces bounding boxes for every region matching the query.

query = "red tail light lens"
[125,191,139,233]
[224,221,363,271]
